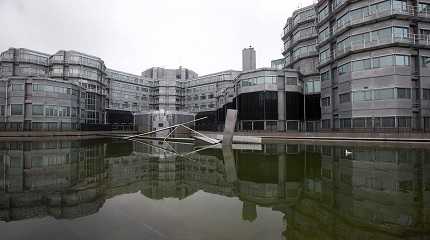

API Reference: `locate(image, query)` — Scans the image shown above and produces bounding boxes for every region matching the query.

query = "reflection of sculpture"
[242,201,257,222]
[0,140,428,239]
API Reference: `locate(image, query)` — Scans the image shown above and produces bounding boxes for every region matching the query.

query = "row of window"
[4,104,78,117]
[33,84,80,96]
[32,105,78,117]
[336,0,406,30]
[187,74,231,87]
[331,116,412,129]
[110,82,149,92]
[292,8,316,26]
[17,53,49,65]
[292,26,317,43]
[332,87,417,105]
[318,5,329,22]
[240,76,278,87]
[108,71,149,85]
[53,55,103,69]
[321,55,430,81]
[292,44,317,60]
[336,27,409,55]
[190,103,217,111]
[188,84,217,93]
[337,54,410,75]
[188,94,215,101]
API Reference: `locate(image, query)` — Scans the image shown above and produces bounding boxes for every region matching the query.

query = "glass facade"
[238,91,278,121]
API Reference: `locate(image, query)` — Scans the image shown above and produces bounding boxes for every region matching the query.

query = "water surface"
[0,139,428,240]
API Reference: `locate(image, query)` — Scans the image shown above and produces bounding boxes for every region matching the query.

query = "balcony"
[17,57,48,66]
[291,50,318,63]
[334,7,414,35]
[331,0,347,12]
[292,32,317,44]
[335,34,418,58]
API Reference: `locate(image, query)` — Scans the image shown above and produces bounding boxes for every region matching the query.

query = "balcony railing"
[334,7,414,34]
[332,0,347,11]
[292,50,318,62]
[16,57,48,66]
[335,34,423,57]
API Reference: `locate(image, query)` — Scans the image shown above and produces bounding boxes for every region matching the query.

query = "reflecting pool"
[0,139,428,240]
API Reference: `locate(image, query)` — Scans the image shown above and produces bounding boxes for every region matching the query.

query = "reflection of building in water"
[283,145,430,240]
[0,140,108,221]
[0,139,428,239]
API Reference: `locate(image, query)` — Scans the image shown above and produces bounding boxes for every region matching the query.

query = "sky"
[0,0,315,76]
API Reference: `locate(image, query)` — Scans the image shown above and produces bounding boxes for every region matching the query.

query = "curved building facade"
[0,77,83,131]
[235,68,302,131]
[0,48,49,78]
[282,5,322,131]
[316,0,430,131]
[49,50,107,124]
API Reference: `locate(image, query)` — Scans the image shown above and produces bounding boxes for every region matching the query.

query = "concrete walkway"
[201,131,430,143]
[0,131,137,140]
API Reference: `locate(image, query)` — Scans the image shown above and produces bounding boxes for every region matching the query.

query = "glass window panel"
[397,88,411,99]
[11,104,23,115]
[374,88,394,100]
[32,105,44,116]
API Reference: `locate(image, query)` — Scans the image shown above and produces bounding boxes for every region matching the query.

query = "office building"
[185,70,240,130]
[106,69,151,123]
[282,4,322,131]
[242,47,257,71]
[142,67,198,111]
[282,0,430,131]
[48,50,107,124]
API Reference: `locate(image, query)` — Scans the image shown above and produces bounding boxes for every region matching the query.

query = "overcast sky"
[0,0,315,76]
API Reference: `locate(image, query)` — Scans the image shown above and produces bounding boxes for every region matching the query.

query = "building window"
[423,89,430,100]
[339,93,351,104]
[398,116,411,128]
[352,58,371,71]
[318,27,330,43]
[393,27,409,39]
[375,117,395,128]
[373,55,393,68]
[32,122,43,130]
[319,49,330,64]
[59,106,70,117]
[338,63,350,75]
[45,105,58,117]
[286,77,297,85]
[419,2,430,13]
[340,118,351,128]
[374,88,395,100]
[0,105,4,116]
[11,104,23,115]
[321,71,329,81]
[11,84,24,92]
[322,97,330,107]
[32,105,44,116]
[422,56,430,67]
[353,118,366,128]
[33,84,43,92]
[392,0,407,11]
[322,119,331,129]
[397,88,411,99]
[394,55,410,66]
[353,90,372,102]
[318,6,329,21]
